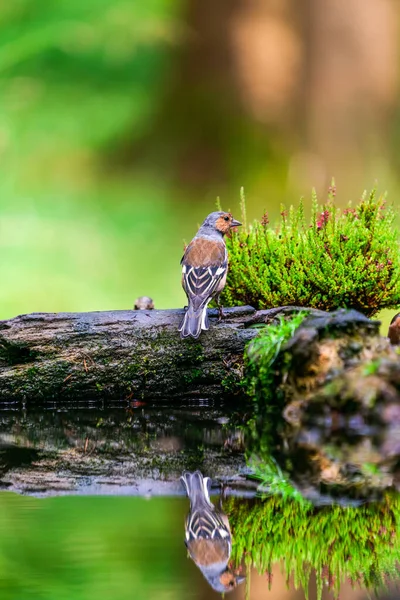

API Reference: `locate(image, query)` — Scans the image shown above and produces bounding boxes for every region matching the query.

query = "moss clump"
[245,312,306,402]
[226,493,400,600]
[221,185,400,316]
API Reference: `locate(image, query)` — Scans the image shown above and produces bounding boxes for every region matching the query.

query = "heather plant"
[221,186,400,316]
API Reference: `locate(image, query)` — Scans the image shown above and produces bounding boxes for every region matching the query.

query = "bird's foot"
[218,306,225,322]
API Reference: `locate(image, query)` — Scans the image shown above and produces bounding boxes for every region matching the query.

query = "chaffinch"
[181,470,245,594]
[179,211,241,339]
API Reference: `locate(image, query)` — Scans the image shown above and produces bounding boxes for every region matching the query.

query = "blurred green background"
[0,0,399,319]
[0,494,189,600]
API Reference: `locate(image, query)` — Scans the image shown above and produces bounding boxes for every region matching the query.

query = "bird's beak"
[231,219,242,228]
[236,576,246,585]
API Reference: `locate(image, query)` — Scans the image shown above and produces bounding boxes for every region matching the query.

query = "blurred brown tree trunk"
[167,0,243,185]
[178,0,398,188]
[229,0,398,192]
[157,0,303,187]
[298,0,398,192]
[125,0,398,195]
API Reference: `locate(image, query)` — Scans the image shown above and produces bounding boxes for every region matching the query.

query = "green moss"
[221,185,400,316]
[244,312,307,402]
[173,342,205,365]
[183,368,202,384]
[221,372,242,393]
[25,366,39,378]
[226,493,400,600]
[362,359,381,376]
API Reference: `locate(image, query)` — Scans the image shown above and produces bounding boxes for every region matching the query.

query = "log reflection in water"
[0,402,253,496]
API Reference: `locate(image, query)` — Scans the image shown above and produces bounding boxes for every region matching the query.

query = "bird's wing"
[185,507,231,543]
[181,238,227,309]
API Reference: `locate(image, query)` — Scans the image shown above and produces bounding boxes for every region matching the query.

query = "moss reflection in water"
[226,493,400,600]
[0,493,188,600]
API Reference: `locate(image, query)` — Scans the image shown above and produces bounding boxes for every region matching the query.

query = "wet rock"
[246,309,400,503]
[268,309,400,418]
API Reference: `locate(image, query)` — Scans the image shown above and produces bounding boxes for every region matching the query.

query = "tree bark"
[0,306,259,402]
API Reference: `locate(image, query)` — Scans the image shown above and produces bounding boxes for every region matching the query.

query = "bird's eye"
[224,216,229,222]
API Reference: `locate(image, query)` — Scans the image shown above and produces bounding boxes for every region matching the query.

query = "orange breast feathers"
[187,538,230,567]
[183,238,226,267]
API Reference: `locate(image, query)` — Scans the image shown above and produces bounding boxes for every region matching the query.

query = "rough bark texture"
[0,306,258,402]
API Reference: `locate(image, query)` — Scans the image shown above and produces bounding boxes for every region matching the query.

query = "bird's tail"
[179,303,210,339]
[181,470,213,508]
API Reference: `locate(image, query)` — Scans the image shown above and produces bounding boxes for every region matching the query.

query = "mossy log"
[0,305,395,404]
[0,306,260,402]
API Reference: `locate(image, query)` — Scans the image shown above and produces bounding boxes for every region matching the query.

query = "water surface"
[0,401,398,600]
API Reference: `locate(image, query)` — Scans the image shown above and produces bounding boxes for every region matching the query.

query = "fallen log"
[0,306,258,401]
[0,305,395,404]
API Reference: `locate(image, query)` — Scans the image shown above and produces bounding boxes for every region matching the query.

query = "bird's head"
[206,568,246,593]
[202,212,242,236]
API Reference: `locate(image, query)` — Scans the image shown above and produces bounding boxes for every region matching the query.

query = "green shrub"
[221,186,400,316]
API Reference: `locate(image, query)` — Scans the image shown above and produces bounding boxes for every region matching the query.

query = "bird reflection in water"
[181,470,245,594]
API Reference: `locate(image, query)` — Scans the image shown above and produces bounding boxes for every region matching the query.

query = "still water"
[0,401,398,600]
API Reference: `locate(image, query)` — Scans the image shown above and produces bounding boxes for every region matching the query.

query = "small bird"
[179,211,242,339]
[181,470,245,593]
[388,312,400,345]
[134,296,155,310]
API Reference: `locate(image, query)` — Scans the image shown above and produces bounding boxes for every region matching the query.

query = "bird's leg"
[216,295,225,321]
